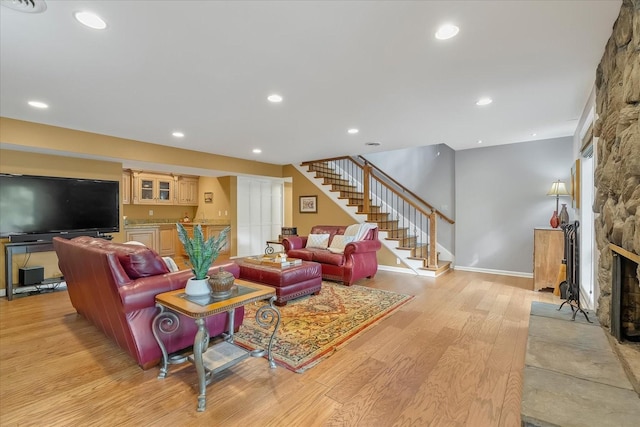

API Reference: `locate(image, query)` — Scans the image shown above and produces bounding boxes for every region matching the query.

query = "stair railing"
[301,156,454,269]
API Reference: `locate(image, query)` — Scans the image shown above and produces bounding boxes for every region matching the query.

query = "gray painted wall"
[455,137,573,274]
[365,144,455,251]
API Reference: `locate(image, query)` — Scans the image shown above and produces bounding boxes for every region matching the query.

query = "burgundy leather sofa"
[53,236,243,369]
[281,225,381,286]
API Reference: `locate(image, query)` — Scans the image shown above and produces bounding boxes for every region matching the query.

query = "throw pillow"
[328,235,355,253]
[117,247,170,279]
[306,233,330,249]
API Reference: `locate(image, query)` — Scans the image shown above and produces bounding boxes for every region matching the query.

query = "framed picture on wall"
[204,192,213,203]
[299,195,317,213]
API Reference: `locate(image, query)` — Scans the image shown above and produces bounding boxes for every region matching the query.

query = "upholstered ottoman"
[237,260,322,306]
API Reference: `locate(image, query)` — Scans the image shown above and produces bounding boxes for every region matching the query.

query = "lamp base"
[550,210,560,228]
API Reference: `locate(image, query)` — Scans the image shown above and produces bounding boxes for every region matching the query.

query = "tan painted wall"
[194,176,231,223]
[0,117,284,177]
[0,118,288,291]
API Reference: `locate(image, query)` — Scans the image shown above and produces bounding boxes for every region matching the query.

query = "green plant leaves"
[176,223,230,280]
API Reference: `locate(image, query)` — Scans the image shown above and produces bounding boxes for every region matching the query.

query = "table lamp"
[547,180,569,228]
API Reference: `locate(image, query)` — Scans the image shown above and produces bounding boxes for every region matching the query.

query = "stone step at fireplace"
[522,302,640,427]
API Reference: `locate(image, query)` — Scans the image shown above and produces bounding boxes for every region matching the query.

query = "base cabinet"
[175,224,231,264]
[125,228,159,252]
[533,228,564,291]
[159,226,176,257]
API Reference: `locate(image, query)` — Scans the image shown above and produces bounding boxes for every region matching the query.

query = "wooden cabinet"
[158,225,176,257]
[533,228,564,291]
[122,170,131,205]
[175,224,231,265]
[132,172,176,205]
[177,177,199,205]
[127,171,198,206]
[125,227,159,251]
[125,225,175,257]
[206,225,230,255]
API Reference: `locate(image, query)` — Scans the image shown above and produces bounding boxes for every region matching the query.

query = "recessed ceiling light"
[347,128,359,134]
[74,11,107,30]
[477,140,483,144]
[435,24,459,40]
[253,148,262,154]
[267,94,283,103]
[531,132,537,136]
[172,131,184,138]
[28,100,48,109]
[476,97,493,106]
[365,142,381,146]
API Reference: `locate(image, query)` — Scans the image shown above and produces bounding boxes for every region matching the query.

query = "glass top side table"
[152,279,280,411]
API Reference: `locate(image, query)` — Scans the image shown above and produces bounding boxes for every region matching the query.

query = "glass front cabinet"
[133,173,176,205]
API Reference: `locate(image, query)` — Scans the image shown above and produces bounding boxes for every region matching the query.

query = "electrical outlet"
[224,210,228,216]
[218,210,221,216]
[396,257,401,265]
[149,210,153,216]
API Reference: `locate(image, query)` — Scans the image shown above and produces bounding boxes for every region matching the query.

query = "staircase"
[298,157,454,277]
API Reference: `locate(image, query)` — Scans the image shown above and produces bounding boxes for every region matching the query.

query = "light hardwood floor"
[0,270,558,426]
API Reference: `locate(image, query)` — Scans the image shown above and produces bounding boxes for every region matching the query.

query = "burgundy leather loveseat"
[281,225,381,286]
[53,236,242,369]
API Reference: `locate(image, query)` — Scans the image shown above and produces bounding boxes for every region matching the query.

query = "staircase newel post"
[428,211,437,269]
[363,162,371,213]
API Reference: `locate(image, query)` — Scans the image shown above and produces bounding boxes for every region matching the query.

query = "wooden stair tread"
[420,261,452,274]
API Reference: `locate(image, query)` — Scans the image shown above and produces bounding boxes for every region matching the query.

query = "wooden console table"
[4,241,54,301]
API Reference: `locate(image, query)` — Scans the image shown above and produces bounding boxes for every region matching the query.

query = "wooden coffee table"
[152,280,280,411]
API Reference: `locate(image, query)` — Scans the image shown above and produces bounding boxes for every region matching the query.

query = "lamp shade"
[547,180,569,196]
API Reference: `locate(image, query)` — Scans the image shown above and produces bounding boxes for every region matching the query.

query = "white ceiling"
[0,0,621,166]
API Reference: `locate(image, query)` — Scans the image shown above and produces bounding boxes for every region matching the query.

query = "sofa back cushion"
[116,247,170,279]
[70,236,170,280]
[306,233,330,249]
[328,235,355,253]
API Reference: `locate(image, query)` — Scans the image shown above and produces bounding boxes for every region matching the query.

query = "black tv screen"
[0,174,119,241]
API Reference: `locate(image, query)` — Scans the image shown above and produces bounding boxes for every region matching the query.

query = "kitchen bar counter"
[124,221,230,229]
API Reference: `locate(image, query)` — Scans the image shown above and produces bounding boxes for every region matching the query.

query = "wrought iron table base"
[152,296,280,411]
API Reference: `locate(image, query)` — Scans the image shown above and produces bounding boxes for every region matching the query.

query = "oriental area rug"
[233,282,413,373]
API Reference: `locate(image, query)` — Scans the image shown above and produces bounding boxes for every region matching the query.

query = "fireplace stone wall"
[593,0,640,327]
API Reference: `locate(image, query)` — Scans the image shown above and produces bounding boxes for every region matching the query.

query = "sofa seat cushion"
[313,249,345,266]
[286,248,315,261]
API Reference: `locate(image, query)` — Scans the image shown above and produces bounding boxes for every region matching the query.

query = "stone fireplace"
[593,0,639,334]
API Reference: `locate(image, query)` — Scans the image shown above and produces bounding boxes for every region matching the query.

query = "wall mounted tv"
[0,174,120,242]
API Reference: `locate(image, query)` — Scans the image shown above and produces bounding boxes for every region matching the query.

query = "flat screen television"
[0,174,120,242]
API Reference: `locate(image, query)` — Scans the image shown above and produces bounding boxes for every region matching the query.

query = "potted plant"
[176,223,230,296]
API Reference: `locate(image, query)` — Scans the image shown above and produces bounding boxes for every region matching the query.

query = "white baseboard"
[378,265,418,275]
[453,265,533,278]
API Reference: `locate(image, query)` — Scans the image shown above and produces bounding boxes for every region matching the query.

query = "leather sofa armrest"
[119,270,195,313]
[282,236,306,251]
[344,239,382,255]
